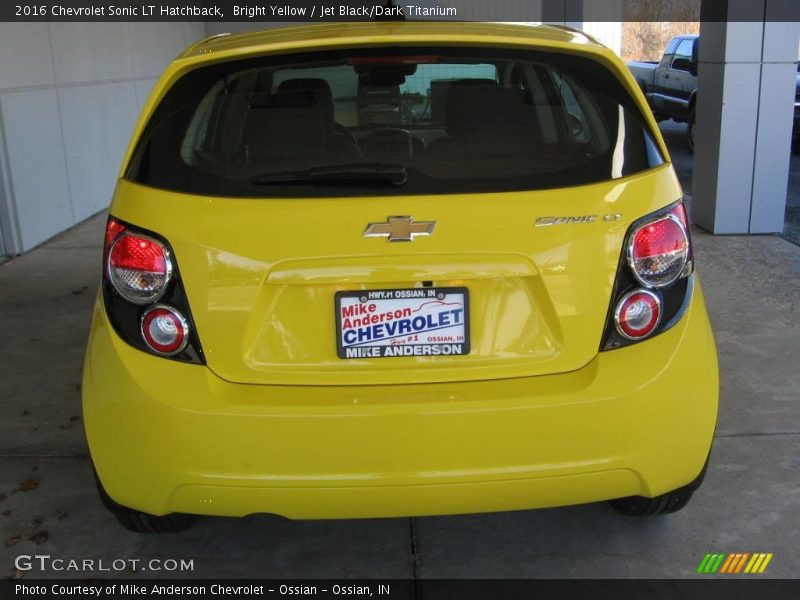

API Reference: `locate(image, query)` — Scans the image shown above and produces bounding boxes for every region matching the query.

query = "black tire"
[792,134,800,155]
[94,471,196,533]
[610,458,708,516]
[687,107,696,154]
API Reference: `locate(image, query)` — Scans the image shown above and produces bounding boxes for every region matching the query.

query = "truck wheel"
[610,458,708,516]
[687,108,696,154]
[94,470,196,533]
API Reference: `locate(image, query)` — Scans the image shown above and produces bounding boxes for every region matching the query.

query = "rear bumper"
[83,285,718,519]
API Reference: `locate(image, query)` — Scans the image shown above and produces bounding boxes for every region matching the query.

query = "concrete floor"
[1,147,799,580]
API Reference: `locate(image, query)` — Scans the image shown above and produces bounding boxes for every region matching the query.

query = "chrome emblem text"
[535,214,622,227]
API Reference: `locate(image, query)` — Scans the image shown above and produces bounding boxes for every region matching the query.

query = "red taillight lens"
[107,233,171,304]
[614,290,661,340]
[104,218,126,250]
[140,306,189,355]
[628,208,691,288]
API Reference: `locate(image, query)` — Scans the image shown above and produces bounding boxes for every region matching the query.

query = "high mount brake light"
[347,55,441,65]
[107,233,172,304]
[628,211,691,288]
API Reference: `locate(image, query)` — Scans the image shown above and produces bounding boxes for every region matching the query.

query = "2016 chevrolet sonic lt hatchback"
[82,22,718,532]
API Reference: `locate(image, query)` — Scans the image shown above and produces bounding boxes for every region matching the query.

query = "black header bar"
[3,579,800,600]
[2,0,800,22]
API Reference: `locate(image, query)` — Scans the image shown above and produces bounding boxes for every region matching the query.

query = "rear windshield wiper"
[250,163,407,187]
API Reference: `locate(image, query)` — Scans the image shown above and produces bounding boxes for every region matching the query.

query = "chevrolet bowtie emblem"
[363,216,436,242]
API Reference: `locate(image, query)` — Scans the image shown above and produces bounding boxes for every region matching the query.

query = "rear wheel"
[610,458,708,516]
[94,471,196,533]
[687,107,696,154]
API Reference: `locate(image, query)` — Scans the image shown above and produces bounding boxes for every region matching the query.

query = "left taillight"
[107,233,171,304]
[102,217,203,364]
[601,200,694,351]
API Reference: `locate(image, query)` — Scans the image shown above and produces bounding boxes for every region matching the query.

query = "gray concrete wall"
[0,15,624,257]
[0,23,205,255]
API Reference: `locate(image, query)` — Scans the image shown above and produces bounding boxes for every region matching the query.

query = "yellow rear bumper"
[82,285,718,518]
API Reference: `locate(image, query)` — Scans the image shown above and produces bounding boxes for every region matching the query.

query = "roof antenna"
[375,0,406,21]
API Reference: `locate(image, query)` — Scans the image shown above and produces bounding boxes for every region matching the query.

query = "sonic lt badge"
[535,214,622,227]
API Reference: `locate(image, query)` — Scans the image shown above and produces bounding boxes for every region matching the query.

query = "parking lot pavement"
[1,201,799,580]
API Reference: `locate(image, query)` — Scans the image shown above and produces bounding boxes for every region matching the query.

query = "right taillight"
[601,200,694,351]
[628,211,690,288]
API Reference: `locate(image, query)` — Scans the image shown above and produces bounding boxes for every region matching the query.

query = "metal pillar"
[693,0,799,233]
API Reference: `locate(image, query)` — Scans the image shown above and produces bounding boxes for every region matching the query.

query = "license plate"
[335,287,470,359]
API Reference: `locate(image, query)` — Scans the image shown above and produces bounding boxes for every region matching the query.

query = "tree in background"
[622,0,700,62]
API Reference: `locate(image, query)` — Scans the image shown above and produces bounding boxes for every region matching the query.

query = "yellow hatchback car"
[83,22,718,532]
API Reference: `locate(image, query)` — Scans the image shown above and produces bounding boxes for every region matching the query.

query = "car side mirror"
[567,113,586,138]
[672,57,693,73]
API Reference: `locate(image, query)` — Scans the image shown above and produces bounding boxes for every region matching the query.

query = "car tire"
[687,108,696,154]
[610,457,708,516]
[94,470,196,533]
[792,135,800,155]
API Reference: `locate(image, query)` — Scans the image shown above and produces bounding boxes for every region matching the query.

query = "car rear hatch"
[114,36,679,385]
[112,165,680,386]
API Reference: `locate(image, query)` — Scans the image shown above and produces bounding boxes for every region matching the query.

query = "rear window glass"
[127,46,664,197]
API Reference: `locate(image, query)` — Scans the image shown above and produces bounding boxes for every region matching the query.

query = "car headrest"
[446,83,541,153]
[244,89,327,162]
[278,78,335,131]
[444,79,498,136]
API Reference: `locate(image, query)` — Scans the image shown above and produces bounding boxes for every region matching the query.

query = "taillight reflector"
[140,305,189,355]
[614,290,661,340]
